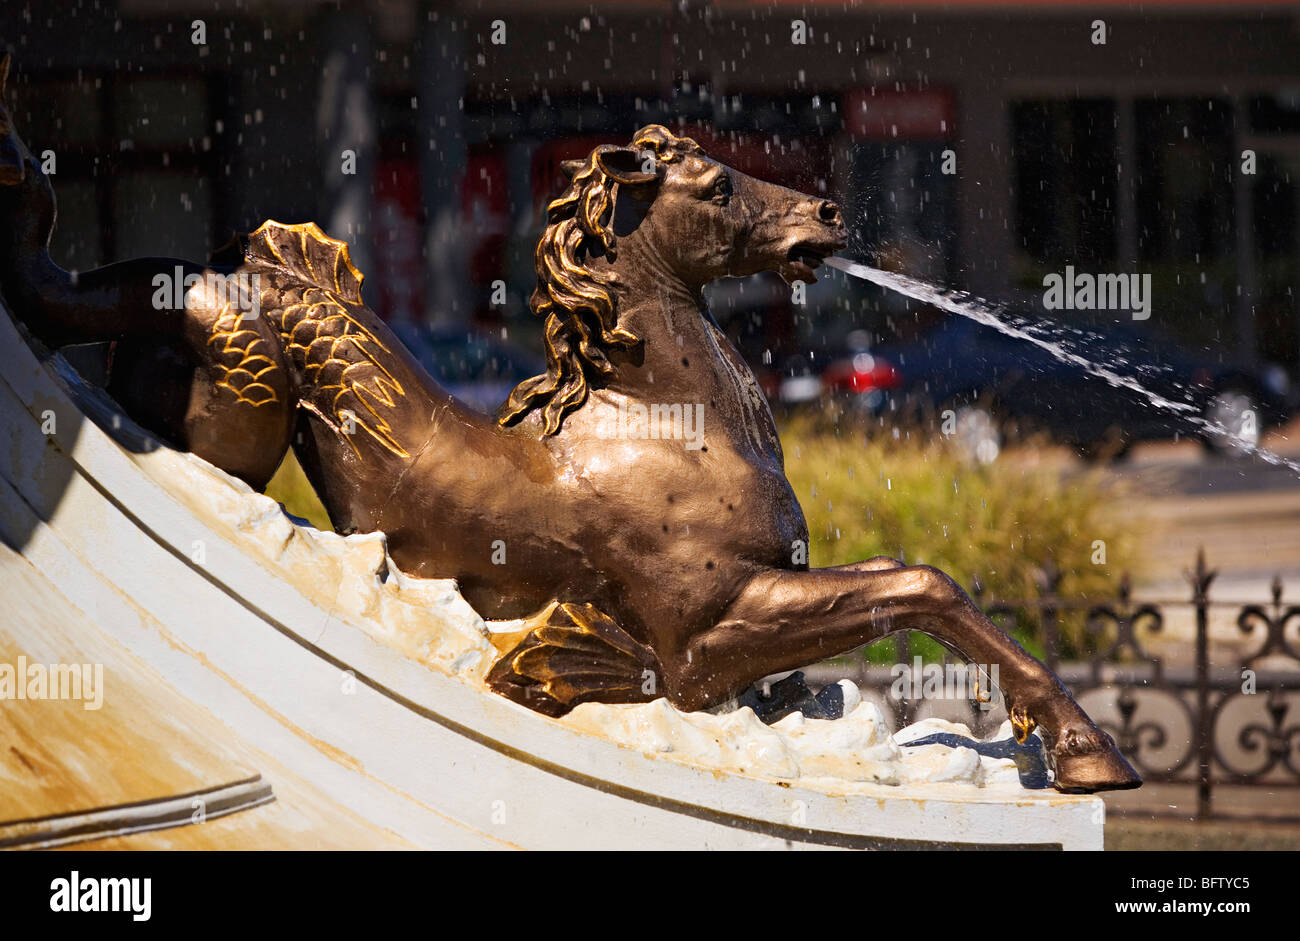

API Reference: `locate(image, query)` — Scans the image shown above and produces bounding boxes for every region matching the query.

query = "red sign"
[844,88,954,141]
[372,156,424,323]
[462,148,509,286]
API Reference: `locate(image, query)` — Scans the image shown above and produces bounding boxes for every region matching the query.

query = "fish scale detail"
[245,220,410,459]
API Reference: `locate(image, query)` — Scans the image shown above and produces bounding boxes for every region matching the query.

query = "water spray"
[825,256,1300,476]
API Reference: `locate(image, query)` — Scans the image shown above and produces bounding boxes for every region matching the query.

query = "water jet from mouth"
[825,255,1300,476]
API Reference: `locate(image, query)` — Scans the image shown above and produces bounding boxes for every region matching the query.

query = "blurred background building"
[4,0,1299,378]
[5,0,1300,835]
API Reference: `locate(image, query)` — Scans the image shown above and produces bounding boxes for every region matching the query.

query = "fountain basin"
[0,299,1103,850]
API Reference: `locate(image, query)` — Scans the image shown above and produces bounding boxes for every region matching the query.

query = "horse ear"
[560,158,585,180]
[0,54,10,99]
[596,147,660,186]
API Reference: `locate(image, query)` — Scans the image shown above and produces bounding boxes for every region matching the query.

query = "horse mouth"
[781,241,836,283]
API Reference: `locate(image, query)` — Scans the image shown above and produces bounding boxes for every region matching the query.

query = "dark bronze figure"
[0,57,1139,792]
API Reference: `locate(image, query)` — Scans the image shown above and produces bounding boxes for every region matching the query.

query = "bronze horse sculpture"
[0,57,1139,793]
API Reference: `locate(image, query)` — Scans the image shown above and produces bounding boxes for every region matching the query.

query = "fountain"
[0,55,1121,848]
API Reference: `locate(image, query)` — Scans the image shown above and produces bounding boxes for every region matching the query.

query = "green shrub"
[778,417,1141,661]
[263,452,333,531]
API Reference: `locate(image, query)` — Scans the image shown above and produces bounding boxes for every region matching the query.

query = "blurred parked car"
[388,322,544,415]
[864,316,1292,461]
[767,329,903,408]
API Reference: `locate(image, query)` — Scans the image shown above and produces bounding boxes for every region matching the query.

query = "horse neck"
[598,263,783,463]
[605,262,728,403]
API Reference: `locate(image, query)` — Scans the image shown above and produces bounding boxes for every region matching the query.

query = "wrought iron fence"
[807,550,1300,821]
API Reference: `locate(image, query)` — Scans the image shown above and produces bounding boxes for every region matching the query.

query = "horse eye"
[712,174,732,203]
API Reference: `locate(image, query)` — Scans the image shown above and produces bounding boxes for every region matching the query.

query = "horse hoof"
[1050,728,1142,793]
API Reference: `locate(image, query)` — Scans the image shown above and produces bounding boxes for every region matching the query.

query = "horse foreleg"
[825,556,904,573]
[666,564,1140,793]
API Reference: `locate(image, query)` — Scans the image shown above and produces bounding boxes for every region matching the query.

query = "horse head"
[501,124,845,434]
[595,124,846,287]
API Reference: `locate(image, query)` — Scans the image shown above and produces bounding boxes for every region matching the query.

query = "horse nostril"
[817,200,842,226]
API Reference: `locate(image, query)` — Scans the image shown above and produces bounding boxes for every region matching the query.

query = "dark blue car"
[862,316,1291,461]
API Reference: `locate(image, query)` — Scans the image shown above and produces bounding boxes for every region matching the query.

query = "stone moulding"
[0,775,274,850]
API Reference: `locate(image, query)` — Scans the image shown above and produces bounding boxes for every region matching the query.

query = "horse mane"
[498,124,702,435]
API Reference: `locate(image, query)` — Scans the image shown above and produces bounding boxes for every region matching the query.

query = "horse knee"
[911,564,965,608]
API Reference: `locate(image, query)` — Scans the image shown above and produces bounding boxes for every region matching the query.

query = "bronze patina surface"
[0,57,1139,792]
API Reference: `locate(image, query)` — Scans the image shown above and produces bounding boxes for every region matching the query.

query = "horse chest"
[636,444,807,568]
[700,321,782,458]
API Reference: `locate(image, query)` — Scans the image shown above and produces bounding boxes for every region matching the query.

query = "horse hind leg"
[486,601,662,718]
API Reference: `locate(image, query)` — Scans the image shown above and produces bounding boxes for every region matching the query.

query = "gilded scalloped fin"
[246,220,364,304]
[207,302,280,407]
[486,601,661,718]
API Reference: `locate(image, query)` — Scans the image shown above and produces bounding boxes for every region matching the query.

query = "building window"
[1011,99,1118,284]
[13,71,220,271]
[1135,97,1234,264]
